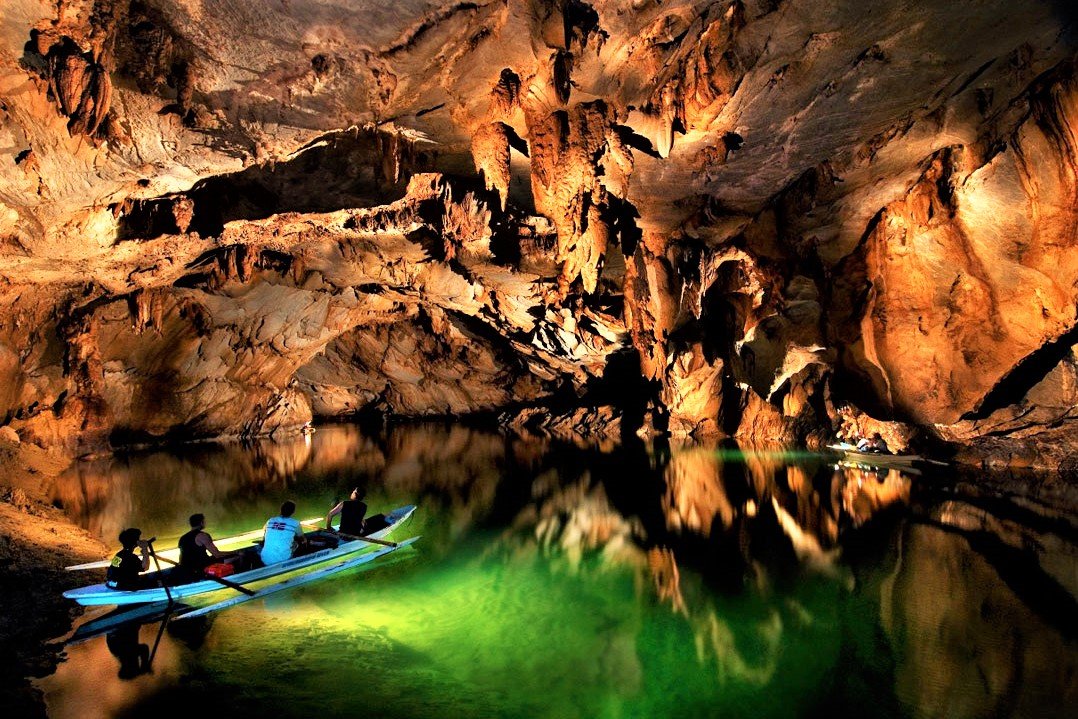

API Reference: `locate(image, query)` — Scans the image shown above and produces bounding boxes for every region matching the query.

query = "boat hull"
[839,450,921,467]
[175,536,419,620]
[64,505,415,606]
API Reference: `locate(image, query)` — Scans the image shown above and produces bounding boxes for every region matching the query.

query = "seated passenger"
[261,500,306,565]
[178,513,235,581]
[326,487,367,536]
[106,528,151,590]
[856,432,889,453]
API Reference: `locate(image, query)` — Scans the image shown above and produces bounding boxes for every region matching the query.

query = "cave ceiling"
[0,0,1075,468]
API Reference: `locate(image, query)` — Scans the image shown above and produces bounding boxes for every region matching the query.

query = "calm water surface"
[37,424,1077,718]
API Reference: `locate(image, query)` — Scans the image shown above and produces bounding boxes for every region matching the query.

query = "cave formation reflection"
[44,423,1077,718]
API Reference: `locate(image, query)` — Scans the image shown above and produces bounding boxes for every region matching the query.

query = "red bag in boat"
[205,562,235,578]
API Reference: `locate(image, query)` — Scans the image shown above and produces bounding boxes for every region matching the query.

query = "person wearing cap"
[105,528,151,590]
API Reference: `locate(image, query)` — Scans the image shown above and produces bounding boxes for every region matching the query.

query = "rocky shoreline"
[0,436,106,718]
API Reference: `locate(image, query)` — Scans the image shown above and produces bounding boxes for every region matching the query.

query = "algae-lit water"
[39,424,1077,718]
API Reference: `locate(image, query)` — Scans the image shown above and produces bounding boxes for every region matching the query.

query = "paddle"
[150,552,256,596]
[147,605,177,668]
[329,528,398,548]
[145,539,173,606]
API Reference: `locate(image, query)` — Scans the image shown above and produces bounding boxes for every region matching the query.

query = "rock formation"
[0,1,1075,468]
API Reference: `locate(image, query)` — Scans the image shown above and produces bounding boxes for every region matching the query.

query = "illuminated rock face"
[0,1,1075,465]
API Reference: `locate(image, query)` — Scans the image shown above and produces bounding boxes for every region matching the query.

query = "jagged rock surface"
[0,1,1076,467]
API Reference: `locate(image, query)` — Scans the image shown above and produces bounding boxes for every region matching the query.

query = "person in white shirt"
[260,500,306,565]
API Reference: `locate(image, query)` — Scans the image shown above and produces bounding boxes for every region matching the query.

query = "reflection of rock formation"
[47,423,521,545]
[882,522,1078,718]
[841,467,911,528]
[530,472,646,571]
[494,457,792,688]
[377,425,507,538]
[662,445,737,535]
[39,421,1077,718]
[659,445,911,582]
[46,432,316,542]
[500,406,623,451]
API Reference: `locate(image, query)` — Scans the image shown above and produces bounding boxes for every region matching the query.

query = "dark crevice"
[553,50,573,105]
[381,2,483,55]
[722,131,745,153]
[603,195,641,258]
[953,58,997,97]
[504,124,530,157]
[963,322,1078,420]
[564,0,607,50]
[614,124,662,159]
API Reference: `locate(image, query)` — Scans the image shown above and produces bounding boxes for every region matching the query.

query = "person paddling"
[326,487,367,536]
[178,513,235,580]
[106,528,151,590]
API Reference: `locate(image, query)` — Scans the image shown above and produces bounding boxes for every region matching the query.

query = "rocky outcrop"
[0,1,1076,467]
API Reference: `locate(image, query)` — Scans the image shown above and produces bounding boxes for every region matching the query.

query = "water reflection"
[41,424,1077,719]
[105,623,151,679]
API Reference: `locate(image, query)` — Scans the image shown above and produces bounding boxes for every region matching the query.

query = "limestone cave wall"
[0,0,1075,468]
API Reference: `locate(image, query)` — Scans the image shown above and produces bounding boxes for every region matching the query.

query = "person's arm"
[325,502,343,530]
[197,531,231,559]
[294,520,307,546]
[136,541,151,572]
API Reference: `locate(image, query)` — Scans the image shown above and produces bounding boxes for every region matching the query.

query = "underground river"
[37,424,1077,718]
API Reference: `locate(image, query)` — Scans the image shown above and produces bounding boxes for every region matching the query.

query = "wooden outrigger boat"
[68,534,421,638]
[827,443,941,473]
[63,505,416,607]
[175,536,419,620]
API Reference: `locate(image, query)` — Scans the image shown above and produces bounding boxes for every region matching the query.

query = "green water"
[39,424,1077,718]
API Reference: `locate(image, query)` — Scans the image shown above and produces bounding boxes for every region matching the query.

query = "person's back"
[261,500,304,565]
[339,498,368,536]
[327,487,367,536]
[177,513,237,581]
[106,528,150,590]
[178,516,212,577]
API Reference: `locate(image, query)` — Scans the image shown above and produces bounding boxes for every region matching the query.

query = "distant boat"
[827,443,932,471]
[64,505,416,606]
